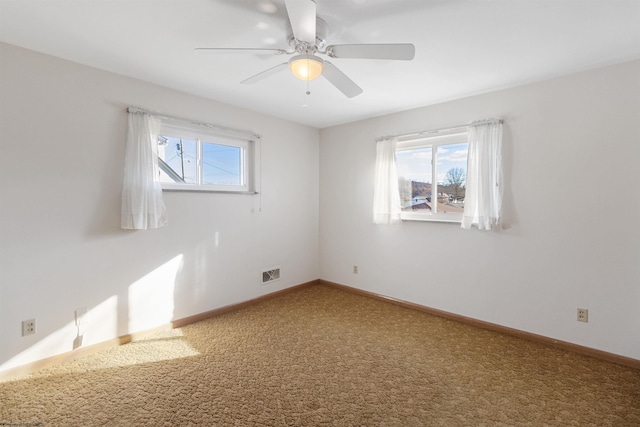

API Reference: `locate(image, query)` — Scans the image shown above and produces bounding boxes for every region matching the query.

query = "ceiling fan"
[195,0,415,98]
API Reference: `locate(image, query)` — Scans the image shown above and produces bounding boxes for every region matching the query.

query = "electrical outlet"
[577,308,588,323]
[353,265,358,274]
[22,319,36,336]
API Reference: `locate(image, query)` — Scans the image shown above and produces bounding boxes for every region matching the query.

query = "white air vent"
[261,267,280,285]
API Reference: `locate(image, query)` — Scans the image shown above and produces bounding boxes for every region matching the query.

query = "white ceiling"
[1,0,639,128]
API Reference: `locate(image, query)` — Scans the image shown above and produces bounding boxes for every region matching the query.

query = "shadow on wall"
[1,255,185,374]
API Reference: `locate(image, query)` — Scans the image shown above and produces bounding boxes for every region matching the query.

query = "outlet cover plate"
[577,308,588,323]
[22,319,36,336]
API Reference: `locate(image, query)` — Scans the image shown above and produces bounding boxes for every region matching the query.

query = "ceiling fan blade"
[284,0,316,44]
[195,48,288,55]
[326,44,415,60]
[241,62,289,84]
[322,62,363,98]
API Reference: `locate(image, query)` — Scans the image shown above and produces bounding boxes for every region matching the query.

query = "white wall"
[319,60,640,360]
[0,43,319,371]
[1,42,637,372]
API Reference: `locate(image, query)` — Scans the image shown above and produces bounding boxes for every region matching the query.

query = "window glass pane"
[436,142,468,214]
[158,136,197,184]
[202,141,242,186]
[396,147,433,212]
[156,120,255,192]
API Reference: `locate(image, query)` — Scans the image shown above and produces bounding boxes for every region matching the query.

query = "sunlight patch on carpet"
[23,329,200,380]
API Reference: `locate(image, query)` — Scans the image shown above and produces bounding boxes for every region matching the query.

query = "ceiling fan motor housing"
[288,17,329,53]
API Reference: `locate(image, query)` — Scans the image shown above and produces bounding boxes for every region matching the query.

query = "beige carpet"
[1,285,639,426]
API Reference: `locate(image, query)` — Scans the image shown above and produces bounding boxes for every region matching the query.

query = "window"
[395,130,469,222]
[374,119,502,228]
[156,121,257,193]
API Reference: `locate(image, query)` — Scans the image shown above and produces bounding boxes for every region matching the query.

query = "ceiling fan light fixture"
[289,54,324,81]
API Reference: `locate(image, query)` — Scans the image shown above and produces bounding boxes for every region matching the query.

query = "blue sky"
[160,137,241,185]
[396,143,468,185]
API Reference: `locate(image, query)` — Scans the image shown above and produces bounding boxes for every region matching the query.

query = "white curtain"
[461,120,503,231]
[121,112,168,230]
[372,138,401,225]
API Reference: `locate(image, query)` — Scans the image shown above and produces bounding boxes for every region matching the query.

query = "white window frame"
[157,120,259,194]
[396,130,468,223]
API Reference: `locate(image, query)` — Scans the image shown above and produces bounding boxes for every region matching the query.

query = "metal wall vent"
[261,267,280,284]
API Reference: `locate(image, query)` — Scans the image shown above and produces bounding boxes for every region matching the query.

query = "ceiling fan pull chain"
[306,67,311,95]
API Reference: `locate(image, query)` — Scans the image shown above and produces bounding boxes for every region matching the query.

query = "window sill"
[162,186,257,195]
[400,213,462,224]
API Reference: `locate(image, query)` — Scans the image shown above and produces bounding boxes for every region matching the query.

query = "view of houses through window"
[396,132,469,220]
